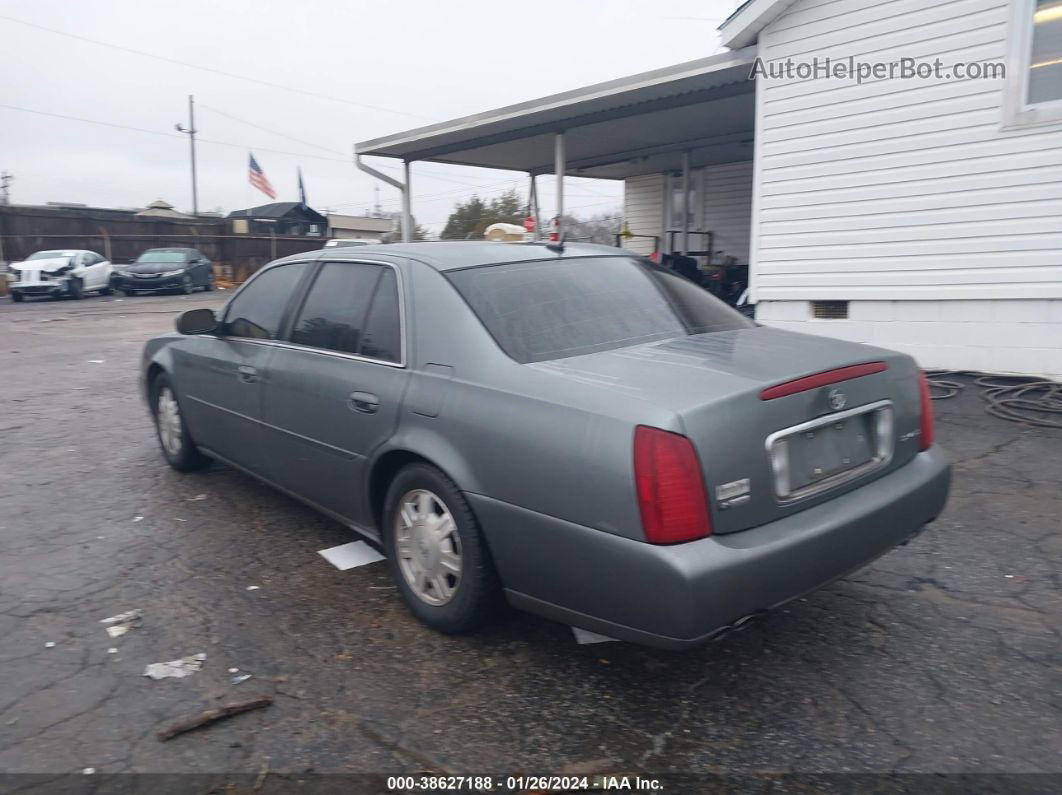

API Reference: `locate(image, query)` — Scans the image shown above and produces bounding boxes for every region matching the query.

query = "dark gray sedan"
[141,242,950,648]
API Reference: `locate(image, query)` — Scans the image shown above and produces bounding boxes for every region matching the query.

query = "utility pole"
[0,171,12,205]
[175,95,198,216]
[373,185,381,217]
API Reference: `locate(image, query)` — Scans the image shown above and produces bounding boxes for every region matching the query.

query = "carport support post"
[681,150,691,256]
[401,160,412,243]
[554,132,565,240]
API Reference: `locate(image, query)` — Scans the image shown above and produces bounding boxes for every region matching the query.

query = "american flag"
[248,153,276,199]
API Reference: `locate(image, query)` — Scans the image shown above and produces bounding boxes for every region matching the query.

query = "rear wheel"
[383,463,502,633]
[151,373,210,471]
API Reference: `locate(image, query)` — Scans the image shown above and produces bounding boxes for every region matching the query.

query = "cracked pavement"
[0,292,1060,780]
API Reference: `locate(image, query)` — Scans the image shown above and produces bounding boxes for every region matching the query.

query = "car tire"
[123,289,136,297]
[68,278,84,300]
[150,373,210,472]
[383,463,503,634]
[99,284,113,296]
[181,275,193,295]
[203,275,214,292]
[11,292,23,302]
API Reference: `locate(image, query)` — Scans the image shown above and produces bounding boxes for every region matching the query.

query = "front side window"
[447,256,752,364]
[224,261,308,340]
[290,262,385,356]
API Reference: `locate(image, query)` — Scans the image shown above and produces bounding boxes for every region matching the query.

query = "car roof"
[272,241,632,272]
[140,247,196,253]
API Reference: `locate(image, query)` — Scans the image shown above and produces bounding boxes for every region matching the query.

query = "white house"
[355,0,1062,379]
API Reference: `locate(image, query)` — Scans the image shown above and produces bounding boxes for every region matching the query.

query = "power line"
[197,104,348,156]
[0,102,353,163]
[0,13,434,121]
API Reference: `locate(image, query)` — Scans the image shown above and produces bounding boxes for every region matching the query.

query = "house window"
[1003,0,1062,127]
[1030,1,1062,103]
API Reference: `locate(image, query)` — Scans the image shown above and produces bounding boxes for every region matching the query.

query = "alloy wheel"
[157,387,183,456]
[394,489,462,606]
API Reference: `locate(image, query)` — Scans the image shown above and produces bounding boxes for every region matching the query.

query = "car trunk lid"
[534,326,925,535]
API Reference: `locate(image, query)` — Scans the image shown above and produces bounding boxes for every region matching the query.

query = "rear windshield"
[136,250,186,263]
[446,256,753,363]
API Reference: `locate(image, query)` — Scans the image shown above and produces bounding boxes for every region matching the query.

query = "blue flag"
[297,168,307,208]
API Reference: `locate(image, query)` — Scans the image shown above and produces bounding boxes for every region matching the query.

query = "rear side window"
[224,261,308,340]
[446,256,753,363]
[290,262,384,356]
[360,267,402,363]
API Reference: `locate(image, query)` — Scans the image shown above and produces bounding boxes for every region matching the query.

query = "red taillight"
[918,371,934,451]
[633,426,712,544]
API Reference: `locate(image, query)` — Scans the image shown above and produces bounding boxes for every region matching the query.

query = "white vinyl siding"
[622,174,665,255]
[701,161,754,263]
[751,0,1062,302]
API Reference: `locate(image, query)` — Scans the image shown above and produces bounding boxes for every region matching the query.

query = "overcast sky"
[0,0,741,233]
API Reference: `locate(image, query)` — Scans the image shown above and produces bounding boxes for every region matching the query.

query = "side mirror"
[176,308,219,335]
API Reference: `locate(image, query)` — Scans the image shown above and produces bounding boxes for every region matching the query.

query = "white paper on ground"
[318,541,385,571]
[572,627,618,645]
[144,652,206,680]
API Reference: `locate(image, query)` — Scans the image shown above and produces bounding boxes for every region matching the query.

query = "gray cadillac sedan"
[141,242,950,649]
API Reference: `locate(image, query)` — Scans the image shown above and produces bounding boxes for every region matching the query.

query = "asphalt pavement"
[0,291,1059,787]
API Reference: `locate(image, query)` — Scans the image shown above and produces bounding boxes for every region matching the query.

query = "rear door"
[260,259,409,525]
[189,250,209,287]
[174,260,311,473]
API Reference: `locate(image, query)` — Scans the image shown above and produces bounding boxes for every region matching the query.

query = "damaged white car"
[7,250,113,301]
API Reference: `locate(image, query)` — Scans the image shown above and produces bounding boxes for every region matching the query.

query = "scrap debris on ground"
[156,696,273,741]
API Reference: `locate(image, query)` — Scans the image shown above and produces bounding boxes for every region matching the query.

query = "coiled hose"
[924,371,1062,429]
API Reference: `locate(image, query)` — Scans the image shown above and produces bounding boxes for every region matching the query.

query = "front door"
[174,260,310,473]
[260,260,408,525]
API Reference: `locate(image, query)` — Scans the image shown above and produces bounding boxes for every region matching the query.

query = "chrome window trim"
[222,258,408,369]
[764,400,894,506]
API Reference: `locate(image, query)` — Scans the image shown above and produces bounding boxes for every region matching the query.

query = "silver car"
[141,243,950,649]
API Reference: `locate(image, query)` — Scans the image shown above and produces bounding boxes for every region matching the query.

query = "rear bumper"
[471,446,950,649]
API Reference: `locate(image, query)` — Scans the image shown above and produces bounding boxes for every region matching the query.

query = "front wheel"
[123,289,136,297]
[180,275,193,295]
[10,292,22,303]
[383,463,503,634]
[99,284,113,296]
[151,374,210,471]
[67,278,84,300]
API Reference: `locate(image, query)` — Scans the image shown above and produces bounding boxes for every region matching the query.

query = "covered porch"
[354,47,758,292]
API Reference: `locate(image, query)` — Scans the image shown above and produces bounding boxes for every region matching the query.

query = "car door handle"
[237,365,258,384]
[348,391,379,414]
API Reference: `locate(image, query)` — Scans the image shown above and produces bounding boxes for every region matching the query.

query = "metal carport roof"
[354,46,758,180]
